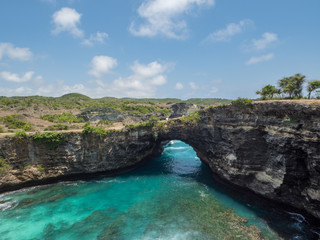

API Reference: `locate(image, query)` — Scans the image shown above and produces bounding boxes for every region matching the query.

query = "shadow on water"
[124,140,320,240]
[1,140,320,240]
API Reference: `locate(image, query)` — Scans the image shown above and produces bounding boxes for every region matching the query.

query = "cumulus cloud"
[0,71,34,83]
[0,60,170,98]
[109,61,168,97]
[0,42,33,61]
[175,82,184,90]
[189,82,199,90]
[130,0,215,39]
[252,32,278,50]
[0,82,86,97]
[81,32,109,46]
[52,7,83,37]
[88,56,118,78]
[205,19,253,42]
[246,53,274,65]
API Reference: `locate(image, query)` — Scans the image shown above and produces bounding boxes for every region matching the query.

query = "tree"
[307,80,320,99]
[256,84,280,100]
[278,74,305,98]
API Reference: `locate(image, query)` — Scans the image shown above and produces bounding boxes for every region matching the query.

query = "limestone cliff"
[160,101,320,219]
[0,129,160,192]
[0,101,319,220]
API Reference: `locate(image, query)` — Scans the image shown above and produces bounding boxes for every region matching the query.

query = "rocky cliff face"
[1,101,319,219]
[160,101,320,219]
[0,129,160,192]
[169,103,204,118]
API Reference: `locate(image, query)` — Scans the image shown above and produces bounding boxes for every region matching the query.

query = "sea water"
[0,141,319,240]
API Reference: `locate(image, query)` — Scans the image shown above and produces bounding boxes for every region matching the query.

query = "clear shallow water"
[0,140,319,240]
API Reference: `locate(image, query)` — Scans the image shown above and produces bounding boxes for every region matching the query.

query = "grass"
[0,114,32,131]
[37,165,44,173]
[180,112,201,124]
[231,98,253,108]
[15,130,28,139]
[44,124,69,131]
[0,94,232,112]
[31,132,66,149]
[82,122,108,137]
[41,112,84,124]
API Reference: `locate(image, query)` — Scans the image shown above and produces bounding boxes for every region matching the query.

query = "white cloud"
[0,61,170,98]
[88,56,118,78]
[0,82,86,97]
[0,71,34,83]
[52,7,83,37]
[252,32,278,50]
[0,42,33,61]
[109,61,168,97]
[81,32,109,46]
[130,0,215,39]
[205,19,253,42]
[246,53,274,65]
[189,82,199,90]
[175,82,184,90]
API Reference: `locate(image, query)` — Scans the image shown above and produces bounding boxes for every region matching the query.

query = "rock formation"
[1,101,319,220]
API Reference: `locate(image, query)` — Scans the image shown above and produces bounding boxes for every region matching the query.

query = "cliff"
[1,100,319,219]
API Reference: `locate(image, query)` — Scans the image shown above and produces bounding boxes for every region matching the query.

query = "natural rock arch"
[0,101,319,220]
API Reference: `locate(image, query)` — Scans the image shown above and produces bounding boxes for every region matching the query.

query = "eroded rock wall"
[162,101,320,219]
[0,129,159,192]
[1,101,319,219]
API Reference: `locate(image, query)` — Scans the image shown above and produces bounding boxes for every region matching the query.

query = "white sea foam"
[287,211,308,224]
[139,230,200,240]
[199,190,208,198]
[0,200,17,211]
[95,179,124,184]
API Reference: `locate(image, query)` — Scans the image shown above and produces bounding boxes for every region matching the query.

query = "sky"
[0,0,319,99]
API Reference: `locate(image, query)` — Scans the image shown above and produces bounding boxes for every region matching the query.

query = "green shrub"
[0,126,4,133]
[37,165,44,173]
[31,132,66,149]
[82,122,107,137]
[15,130,27,139]
[231,98,253,108]
[1,114,32,131]
[23,165,32,170]
[44,124,69,131]
[181,112,201,124]
[0,156,11,176]
[97,119,113,126]
[41,112,84,124]
[126,115,160,130]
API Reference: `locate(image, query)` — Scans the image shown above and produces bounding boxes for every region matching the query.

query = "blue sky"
[0,0,319,99]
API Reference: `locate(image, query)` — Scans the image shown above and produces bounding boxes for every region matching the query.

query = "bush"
[97,119,113,126]
[0,156,11,176]
[44,124,69,131]
[41,112,84,124]
[231,98,253,108]
[82,122,107,137]
[15,130,27,139]
[1,114,32,131]
[181,112,201,124]
[0,126,4,133]
[37,165,44,173]
[31,132,66,149]
[125,117,158,130]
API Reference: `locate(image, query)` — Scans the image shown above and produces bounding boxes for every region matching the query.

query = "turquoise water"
[0,141,319,239]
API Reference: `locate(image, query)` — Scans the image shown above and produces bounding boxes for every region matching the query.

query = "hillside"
[0,94,231,133]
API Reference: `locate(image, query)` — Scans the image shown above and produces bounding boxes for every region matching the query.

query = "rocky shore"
[1,100,319,219]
